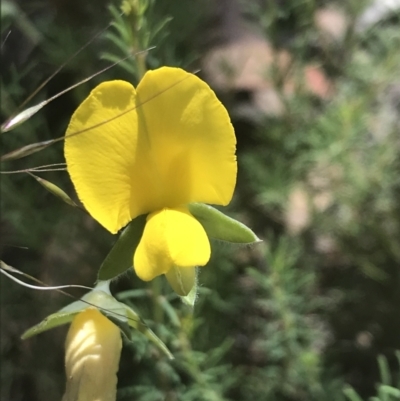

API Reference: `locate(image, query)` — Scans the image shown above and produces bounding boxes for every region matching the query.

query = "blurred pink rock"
[203,34,334,117]
[314,7,348,41]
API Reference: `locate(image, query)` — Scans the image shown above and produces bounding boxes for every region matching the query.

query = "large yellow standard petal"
[65,67,236,234]
[135,67,237,209]
[133,207,210,282]
[63,308,122,401]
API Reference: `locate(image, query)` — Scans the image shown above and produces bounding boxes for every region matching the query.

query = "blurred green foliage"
[1,0,400,400]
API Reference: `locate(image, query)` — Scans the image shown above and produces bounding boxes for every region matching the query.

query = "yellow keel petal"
[133,207,210,281]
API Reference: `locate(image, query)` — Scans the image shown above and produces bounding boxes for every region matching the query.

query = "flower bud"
[62,308,122,401]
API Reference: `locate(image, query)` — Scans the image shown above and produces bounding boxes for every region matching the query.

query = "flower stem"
[151,276,164,324]
[126,1,147,80]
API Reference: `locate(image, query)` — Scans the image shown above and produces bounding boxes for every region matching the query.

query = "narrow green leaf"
[21,312,76,339]
[98,215,147,281]
[343,386,364,401]
[188,203,261,244]
[158,297,181,327]
[21,289,120,339]
[86,298,129,332]
[102,310,132,340]
[396,350,400,389]
[102,33,131,56]
[21,299,86,339]
[89,293,173,359]
[125,307,174,360]
[116,289,150,300]
[151,16,173,38]
[22,287,173,359]
[378,354,392,386]
[80,289,128,318]
[378,385,400,398]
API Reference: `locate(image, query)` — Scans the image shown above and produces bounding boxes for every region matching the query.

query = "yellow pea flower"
[65,67,237,294]
[62,308,122,401]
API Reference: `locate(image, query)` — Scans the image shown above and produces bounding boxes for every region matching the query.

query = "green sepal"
[124,307,173,359]
[98,214,147,281]
[101,309,136,341]
[180,278,198,307]
[21,284,122,339]
[165,266,196,297]
[21,304,81,339]
[165,266,198,305]
[21,283,173,359]
[188,203,260,244]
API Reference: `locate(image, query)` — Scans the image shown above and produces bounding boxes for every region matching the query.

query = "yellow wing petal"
[65,80,140,233]
[133,207,210,281]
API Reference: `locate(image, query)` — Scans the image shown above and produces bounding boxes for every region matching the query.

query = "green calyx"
[21,281,173,359]
[188,203,261,245]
